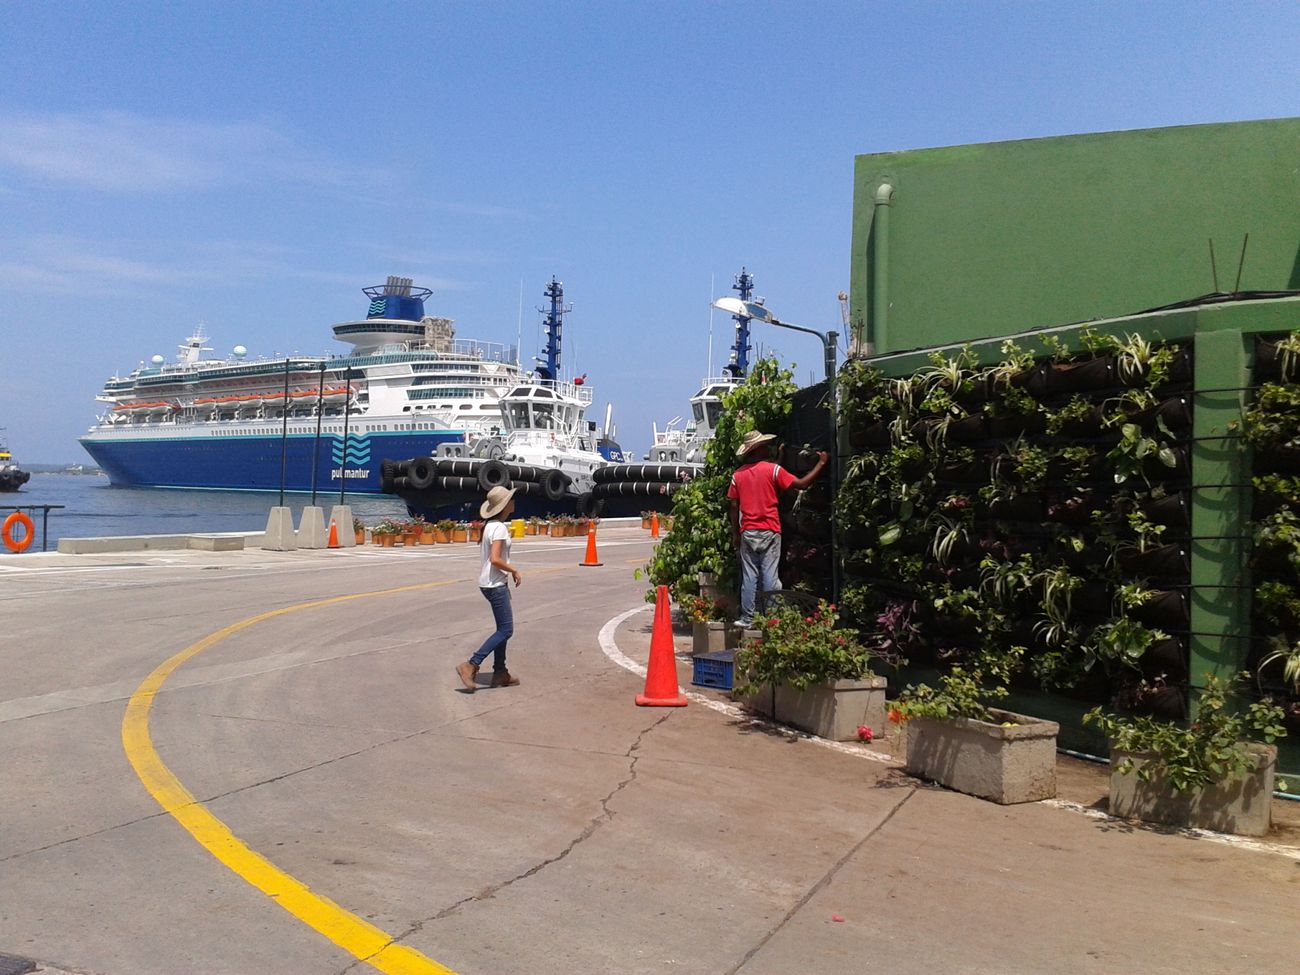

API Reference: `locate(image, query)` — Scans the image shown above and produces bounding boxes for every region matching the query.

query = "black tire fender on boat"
[512,481,544,497]
[433,475,479,493]
[380,459,399,493]
[541,469,569,501]
[476,459,511,491]
[406,458,437,490]
[575,492,605,518]
[504,463,546,483]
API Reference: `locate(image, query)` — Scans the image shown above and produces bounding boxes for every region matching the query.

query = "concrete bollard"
[261,507,297,551]
[327,504,356,547]
[297,506,328,549]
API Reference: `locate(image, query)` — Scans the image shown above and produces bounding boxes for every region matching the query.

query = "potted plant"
[1085,673,1287,836]
[891,635,1061,804]
[434,519,455,543]
[451,520,469,543]
[399,519,420,547]
[525,517,540,536]
[734,600,887,741]
[411,517,432,544]
[469,519,485,542]
[371,520,400,547]
[352,516,366,545]
[683,594,733,655]
[641,510,655,530]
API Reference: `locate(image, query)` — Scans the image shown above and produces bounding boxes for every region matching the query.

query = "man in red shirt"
[727,430,828,627]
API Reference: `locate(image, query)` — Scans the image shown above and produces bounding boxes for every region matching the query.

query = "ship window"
[706,402,722,427]
[692,403,705,423]
[533,403,556,427]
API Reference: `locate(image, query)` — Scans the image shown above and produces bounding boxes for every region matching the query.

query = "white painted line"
[598,604,1300,861]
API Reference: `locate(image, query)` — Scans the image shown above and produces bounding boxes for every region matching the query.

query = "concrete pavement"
[1,526,1297,975]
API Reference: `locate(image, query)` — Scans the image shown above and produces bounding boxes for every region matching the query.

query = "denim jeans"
[738,529,782,624]
[471,585,513,671]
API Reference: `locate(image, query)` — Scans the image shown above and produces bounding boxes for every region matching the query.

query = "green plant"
[1107,331,1177,388]
[1106,422,1178,486]
[371,519,400,536]
[642,357,797,605]
[1085,673,1287,793]
[1046,396,1096,435]
[1259,637,1300,692]
[681,594,728,624]
[734,600,872,693]
[893,646,1026,722]
[1086,618,1167,672]
[352,516,364,533]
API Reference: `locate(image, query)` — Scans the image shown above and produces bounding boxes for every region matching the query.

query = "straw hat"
[735,430,777,458]
[480,485,518,519]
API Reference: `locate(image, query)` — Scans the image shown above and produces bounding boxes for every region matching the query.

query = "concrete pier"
[1,524,1297,975]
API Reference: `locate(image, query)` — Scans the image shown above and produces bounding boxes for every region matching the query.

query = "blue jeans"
[738,530,782,624]
[471,585,513,671]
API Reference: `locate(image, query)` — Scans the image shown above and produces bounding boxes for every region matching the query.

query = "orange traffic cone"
[636,585,688,707]
[580,522,603,567]
[327,518,340,549]
[650,511,660,538]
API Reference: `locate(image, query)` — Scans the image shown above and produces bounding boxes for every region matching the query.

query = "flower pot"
[421,531,435,544]
[1140,491,1190,529]
[379,534,396,547]
[452,529,468,543]
[469,528,483,542]
[1256,339,1300,382]
[355,530,366,545]
[1058,404,1106,437]
[433,529,450,544]
[904,708,1059,804]
[946,413,988,443]
[1117,543,1188,579]
[986,411,1045,439]
[691,620,736,656]
[1108,744,1276,836]
[401,533,418,546]
[986,494,1044,522]
[640,517,652,529]
[744,677,887,741]
[1047,356,1115,394]
[1132,589,1190,631]
[540,524,551,535]
[848,420,891,450]
[936,458,988,484]
[1143,637,1187,678]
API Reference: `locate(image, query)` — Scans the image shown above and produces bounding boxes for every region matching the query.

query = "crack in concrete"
[724,785,919,975]
[341,712,676,974]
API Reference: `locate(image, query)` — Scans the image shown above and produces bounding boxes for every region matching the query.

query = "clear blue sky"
[1,1,1296,463]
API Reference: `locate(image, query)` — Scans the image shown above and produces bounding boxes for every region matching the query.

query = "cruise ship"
[79,277,525,494]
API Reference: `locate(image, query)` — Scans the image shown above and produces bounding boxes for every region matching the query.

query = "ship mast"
[724,267,754,379]
[534,277,570,383]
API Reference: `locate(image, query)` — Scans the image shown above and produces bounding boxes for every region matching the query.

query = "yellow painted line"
[122,581,461,975]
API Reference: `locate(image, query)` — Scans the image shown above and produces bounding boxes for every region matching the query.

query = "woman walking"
[456,485,523,692]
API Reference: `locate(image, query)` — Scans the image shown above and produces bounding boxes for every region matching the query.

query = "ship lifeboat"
[322,387,350,403]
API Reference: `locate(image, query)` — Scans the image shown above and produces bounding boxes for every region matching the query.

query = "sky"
[1,1,1296,464]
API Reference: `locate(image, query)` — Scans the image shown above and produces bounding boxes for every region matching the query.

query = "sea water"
[4,474,409,549]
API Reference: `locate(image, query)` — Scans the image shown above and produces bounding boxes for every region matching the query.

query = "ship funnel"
[363,275,433,322]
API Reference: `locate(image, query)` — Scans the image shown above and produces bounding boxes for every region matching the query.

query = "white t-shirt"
[479,520,512,588]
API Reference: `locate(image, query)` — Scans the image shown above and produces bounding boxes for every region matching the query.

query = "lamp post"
[710,297,841,600]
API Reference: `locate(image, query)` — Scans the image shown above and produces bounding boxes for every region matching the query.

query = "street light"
[710,296,841,600]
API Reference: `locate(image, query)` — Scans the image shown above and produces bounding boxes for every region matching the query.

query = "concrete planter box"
[1108,744,1276,837]
[735,677,887,742]
[691,621,737,656]
[905,709,1059,804]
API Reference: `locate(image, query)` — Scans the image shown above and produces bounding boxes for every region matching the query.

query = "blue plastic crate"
[691,651,735,691]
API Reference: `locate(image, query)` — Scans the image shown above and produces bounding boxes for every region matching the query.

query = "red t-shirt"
[727,460,796,532]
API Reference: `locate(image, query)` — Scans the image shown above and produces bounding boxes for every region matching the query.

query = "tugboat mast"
[724,267,754,379]
[535,277,570,383]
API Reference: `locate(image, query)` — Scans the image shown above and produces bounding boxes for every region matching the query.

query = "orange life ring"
[2,511,34,553]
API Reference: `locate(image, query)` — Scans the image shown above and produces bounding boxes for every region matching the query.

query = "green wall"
[850,119,1300,353]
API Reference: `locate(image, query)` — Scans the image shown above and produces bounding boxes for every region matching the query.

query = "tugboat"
[384,278,625,519]
[0,433,31,492]
[588,267,756,514]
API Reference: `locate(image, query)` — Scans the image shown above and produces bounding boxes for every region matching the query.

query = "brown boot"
[456,661,479,692]
[490,669,520,688]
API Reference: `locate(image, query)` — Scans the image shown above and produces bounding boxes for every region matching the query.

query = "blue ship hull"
[79,429,463,495]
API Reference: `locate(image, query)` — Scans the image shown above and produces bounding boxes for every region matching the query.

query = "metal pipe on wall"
[871,182,895,355]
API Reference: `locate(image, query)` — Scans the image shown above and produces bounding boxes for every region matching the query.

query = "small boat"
[0,432,31,492]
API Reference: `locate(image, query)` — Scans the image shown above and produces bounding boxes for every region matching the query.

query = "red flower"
[887,707,906,724]
[856,725,874,742]
[768,618,780,626]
